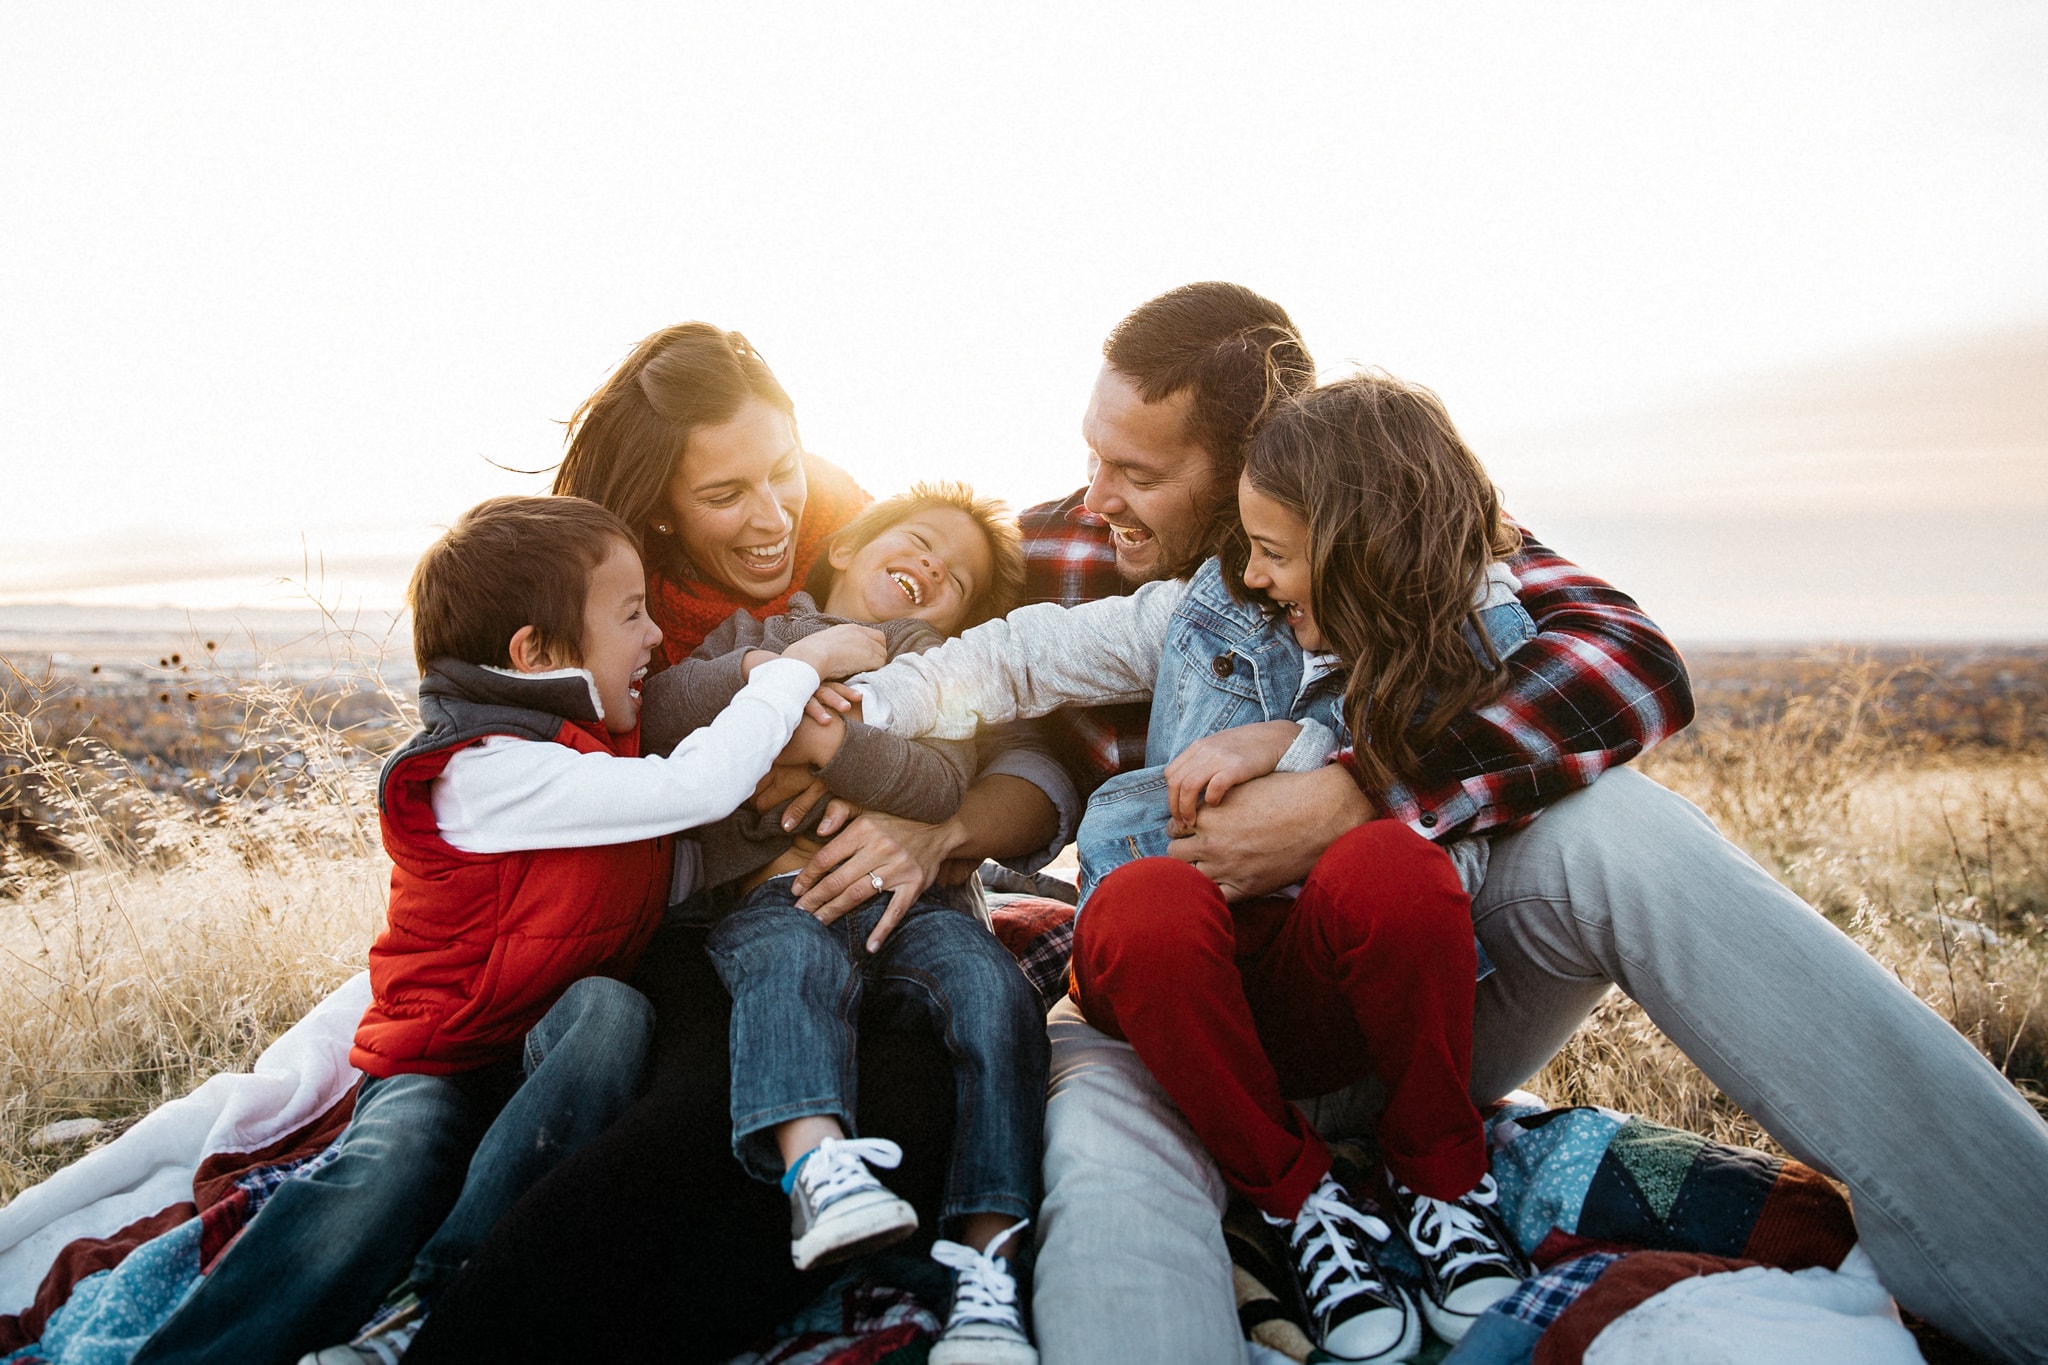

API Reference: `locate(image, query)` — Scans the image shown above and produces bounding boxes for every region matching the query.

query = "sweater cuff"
[1276,720,1340,773]
[814,724,961,825]
[975,745,1081,875]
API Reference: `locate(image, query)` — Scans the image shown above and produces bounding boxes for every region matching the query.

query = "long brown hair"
[1222,372,1521,793]
[552,323,795,580]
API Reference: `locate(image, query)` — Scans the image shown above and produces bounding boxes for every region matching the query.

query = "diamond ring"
[868,871,886,892]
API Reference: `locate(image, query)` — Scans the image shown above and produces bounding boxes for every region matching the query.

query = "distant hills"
[0,603,410,681]
[5,325,2043,647]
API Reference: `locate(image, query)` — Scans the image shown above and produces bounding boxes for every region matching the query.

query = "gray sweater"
[639,593,979,903]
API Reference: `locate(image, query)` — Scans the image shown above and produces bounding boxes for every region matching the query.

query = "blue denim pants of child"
[705,877,1048,1232]
[129,975,653,1365]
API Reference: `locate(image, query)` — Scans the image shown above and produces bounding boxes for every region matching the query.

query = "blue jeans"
[130,975,653,1365]
[705,877,1048,1230]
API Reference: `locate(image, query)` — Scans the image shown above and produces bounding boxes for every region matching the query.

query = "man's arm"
[855,579,1181,740]
[1172,525,1693,897]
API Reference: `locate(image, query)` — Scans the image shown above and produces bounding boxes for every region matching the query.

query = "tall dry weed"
[1,653,403,1200]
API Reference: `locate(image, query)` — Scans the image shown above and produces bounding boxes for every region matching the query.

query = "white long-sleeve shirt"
[429,656,821,855]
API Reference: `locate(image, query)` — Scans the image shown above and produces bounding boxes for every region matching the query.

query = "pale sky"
[3,3,2045,640]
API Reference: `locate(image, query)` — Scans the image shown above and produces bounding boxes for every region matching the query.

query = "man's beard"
[1113,507,1214,585]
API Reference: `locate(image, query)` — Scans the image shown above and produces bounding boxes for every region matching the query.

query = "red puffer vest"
[351,664,675,1077]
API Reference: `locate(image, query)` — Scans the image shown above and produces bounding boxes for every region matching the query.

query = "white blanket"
[1583,1245,1920,1365]
[0,973,369,1316]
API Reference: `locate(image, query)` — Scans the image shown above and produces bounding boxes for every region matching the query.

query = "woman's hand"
[1164,720,1303,829]
[782,624,887,680]
[792,811,963,952]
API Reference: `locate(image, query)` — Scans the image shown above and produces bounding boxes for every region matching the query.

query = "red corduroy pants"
[1070,820,1488,1220]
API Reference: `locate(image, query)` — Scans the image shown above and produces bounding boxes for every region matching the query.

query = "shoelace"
[929,1218,1031,1329]
[356,1326,419,1365]
[799,1135,905,1206]
[1402,1174,1518,1282]
[348,1289,425,1365]
[1286,1183,1395,1318]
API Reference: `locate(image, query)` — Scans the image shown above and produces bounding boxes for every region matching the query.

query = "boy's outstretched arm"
[641,623,884,752]
[432,657,822,853]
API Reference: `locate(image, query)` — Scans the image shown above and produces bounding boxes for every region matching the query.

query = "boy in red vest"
[130,495,883,1365]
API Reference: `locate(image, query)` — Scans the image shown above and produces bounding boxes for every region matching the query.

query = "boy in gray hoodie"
[638,482,1048,1365]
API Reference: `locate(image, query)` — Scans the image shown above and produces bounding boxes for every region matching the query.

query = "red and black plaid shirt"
[1016,487,1695,841]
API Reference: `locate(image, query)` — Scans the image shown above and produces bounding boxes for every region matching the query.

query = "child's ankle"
[957,1213,1029,1260]
[774,1115,848,1191]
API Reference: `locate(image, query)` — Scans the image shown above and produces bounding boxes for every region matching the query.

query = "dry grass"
[1535,657,2048,1152]
[0,655,404,1201]
[2,648,2044,1199]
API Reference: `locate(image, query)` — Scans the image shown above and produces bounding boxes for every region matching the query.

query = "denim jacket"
[1074,556,1538,911]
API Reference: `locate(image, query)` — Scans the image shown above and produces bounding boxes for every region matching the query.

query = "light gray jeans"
[1031,767,2048,1365]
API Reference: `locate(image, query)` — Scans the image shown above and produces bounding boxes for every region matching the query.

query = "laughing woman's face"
[662,398,809,601]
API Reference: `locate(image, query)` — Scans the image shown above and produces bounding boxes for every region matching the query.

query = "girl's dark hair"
[807,481,1025,632]
[551,323,795,579]
[409,495,639,674]
[1221,372,1522,793]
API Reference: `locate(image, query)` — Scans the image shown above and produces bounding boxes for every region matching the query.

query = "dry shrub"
[1,656,401,1201]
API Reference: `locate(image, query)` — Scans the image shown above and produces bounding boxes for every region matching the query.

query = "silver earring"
[654,522,673,536]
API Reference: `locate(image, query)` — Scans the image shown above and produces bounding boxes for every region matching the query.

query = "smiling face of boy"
[821,506,994,637]
[574,539,665,731]
[514,537,664,732]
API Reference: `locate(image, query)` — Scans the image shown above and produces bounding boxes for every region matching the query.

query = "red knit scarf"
[647,454,869,666]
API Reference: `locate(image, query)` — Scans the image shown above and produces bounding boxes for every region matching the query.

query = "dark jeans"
[708,878,1048,1228]
[405,920,966,1364]
[130,976,653,1365]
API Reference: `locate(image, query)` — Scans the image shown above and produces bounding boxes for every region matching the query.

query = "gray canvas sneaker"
[788,1135,920,1270]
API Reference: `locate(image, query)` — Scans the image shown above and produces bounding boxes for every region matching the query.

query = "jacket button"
[1212,654,1233,678]
[1419,812,1439,828]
